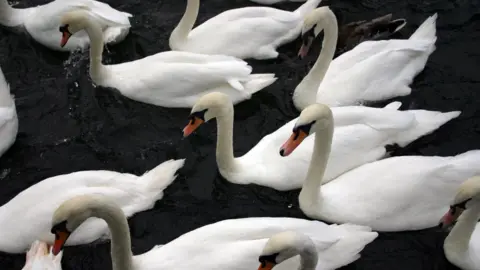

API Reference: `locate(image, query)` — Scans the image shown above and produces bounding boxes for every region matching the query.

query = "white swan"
[0,65,18,158]
[22,241,62,270]
[257,231,319,270]
[293,7,437,110]
[169,0,321,60]
[59,10,276,108]
[440,176,480,270]
[50,194,378,270]
[0,0,132,51]
[0,159,184,253]
[280,103,480,232]
[182,92,460,191]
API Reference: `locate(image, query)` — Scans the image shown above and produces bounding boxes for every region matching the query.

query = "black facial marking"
[450,198,472,214]
[59,24,71,34]
[292,121,316,139]
[188,109,208,124]
[301,27,316,45]
[51,220,69,235]
[259,252,279,267]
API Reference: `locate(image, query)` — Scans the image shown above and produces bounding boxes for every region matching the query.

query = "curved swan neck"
[0,0,33,27]
[294,8,338,110]
[82,18,106,82]
[169,0,199,48]
[445,203,480,254]
[89,200,133,270]
[297,244,318,270]
[299,115,334,208]
[215,104,236,172]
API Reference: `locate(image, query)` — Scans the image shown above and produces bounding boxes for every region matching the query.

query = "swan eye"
[258,252,279,265]
[293,121,316,137]
[189,109,208,123]
[59,24,71,34]
[301,27,316,45]
[50,220,69,234]
[451,198,472,212]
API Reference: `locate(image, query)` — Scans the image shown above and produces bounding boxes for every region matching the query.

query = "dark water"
[1,0,479,269]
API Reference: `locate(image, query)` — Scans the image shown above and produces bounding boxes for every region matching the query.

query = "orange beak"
[298,36,314,59]
[60,32,71,48]
[183,117,204,137]
[258,261,275,270]
[439,206,464,229]
[280,130,308,156]
[52,231,70,255]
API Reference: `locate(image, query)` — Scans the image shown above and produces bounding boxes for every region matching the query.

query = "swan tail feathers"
[408,13,437,54]
[393,110,461,147]
[293,0,322,17]
[139,159,185,197]
[241,74,277,95]
[445,150,480,178]
[383,101,402,110]
[318,223,378,269]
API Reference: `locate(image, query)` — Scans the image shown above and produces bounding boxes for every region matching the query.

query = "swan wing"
[134,217,376,270]
[0,159,184,253]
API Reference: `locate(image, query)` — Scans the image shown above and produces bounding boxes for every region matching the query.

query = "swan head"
[280,103,332,157]
[299,7,335,58]
[50,195,100,255]
[439,176,480,230]
[22,241,62,270]
[59,10,90,47]
[258,231,317,270]
[183,92,232,137]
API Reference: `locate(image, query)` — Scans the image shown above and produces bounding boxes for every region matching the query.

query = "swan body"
[0,65,18,158]
[293,7,437,110]
[0,159,184,253]
[440,176,480,270]
[22,241,62,270]
[183,92,460,191]
[59,10,276,108]
[51,195,378,270]
[280,104,480,232]
[0,0,132,51]
[169,0,322,59]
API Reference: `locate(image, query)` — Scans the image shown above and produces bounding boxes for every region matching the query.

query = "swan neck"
[298,244,318,270]
[170,0,199,47]
[299,116,334,207]
[91,201,134,270]
[294,9,338,109]
[83,19,106,82]
[445,203,480,254]
[0,0,32,27]
[215,106,236,172]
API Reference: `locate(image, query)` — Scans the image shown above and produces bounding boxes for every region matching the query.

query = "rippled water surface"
[1,0,479,269]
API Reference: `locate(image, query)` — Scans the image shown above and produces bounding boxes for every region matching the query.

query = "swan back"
[190,92,232,122]
[22,241,62,270]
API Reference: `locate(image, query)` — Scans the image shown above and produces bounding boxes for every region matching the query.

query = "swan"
[0,159,184,253]
[440,176,480,270]
[21,241,62,270]
[182,92,460,191]
[59,10,276,108]
[50,194,378,270]
[293,7,437,110]
[257,231,319,270]
[0,65,18,158]
[0,0,132,51]
[279,103,480,232]
[169,0,322,60]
